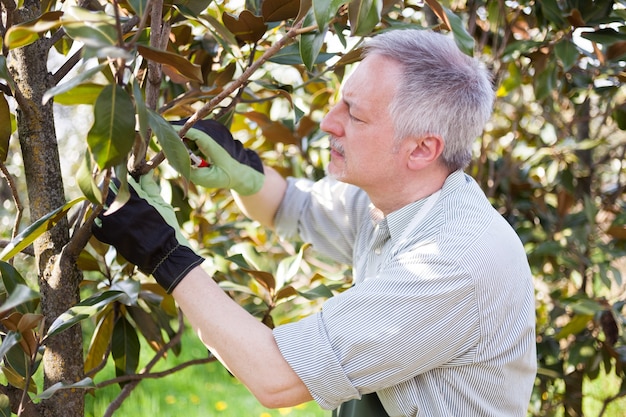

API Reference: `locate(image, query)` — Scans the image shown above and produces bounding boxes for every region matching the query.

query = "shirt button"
[375,248,381,255]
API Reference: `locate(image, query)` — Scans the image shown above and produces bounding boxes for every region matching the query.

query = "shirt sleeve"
[273,254,481,410]
[273,176,372,265]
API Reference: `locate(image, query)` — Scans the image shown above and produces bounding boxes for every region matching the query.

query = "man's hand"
[91,175,204,293]
[172,119,265,196]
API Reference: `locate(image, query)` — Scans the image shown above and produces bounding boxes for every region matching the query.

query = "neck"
[368,169,450,216]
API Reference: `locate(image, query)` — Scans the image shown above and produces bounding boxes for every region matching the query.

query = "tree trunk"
[7,1,85,415]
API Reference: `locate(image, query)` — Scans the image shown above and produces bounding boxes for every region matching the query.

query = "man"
[93,29,537,416]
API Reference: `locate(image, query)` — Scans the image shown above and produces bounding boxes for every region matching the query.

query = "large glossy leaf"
[87,84,136,169]
[0,197,86,262]
[275,243,310,289]
[313,0,347,31]
[61,7,118,49]
[84,308,115,375]
[137,45,203,83]
[0,94,10,163]
[348,0,382,36]
[0,57,16,93]
[45,290,127,339]
[112,315,140,381]
[127,305,166,352]
[222,10,267,43]
[147,110,192,180]
[53,83,104,105]
[300,11,329,70]
[0,332,21,363]
[262,0,300,22]
[4,11,64,50]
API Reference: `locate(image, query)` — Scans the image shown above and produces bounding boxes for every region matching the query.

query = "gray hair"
[363,29,495,171]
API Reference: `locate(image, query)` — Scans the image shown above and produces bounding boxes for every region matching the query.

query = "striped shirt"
[272,170,536,417]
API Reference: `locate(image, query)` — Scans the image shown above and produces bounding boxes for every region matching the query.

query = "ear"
[406,135,445,171]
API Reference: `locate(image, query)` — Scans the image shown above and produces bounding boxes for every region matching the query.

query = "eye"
[349,113,364,123]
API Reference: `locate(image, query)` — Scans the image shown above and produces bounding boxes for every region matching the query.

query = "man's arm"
[173,265,313,408]
[232,165,287,229]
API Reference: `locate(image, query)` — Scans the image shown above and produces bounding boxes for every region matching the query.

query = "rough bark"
[7,1,85,415]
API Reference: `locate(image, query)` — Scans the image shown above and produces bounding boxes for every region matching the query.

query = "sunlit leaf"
[84,308,114,374]
[4,11,64,49]
[53,83,104,105]
[112,315,140,382]
[0,197,86,262]
[62,21,117,49]
[1,364,37,393]
[87,84,136,169]
[43,63,107,105]
[348,0,382,36]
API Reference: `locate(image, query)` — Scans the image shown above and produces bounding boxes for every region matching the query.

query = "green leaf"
[53,83,104,105]
[0,284,40,317]
[0,332,21,363]
[137,45,203,83]
[36,377,95,400]
[275,243,309,288]
[269,42,335,65]
[0,57,16,93]
[580,27,626,45]
[0,93,11,163]
[4,11,64,49]
[297,283,334,300]
[554,39,580,71]
[76,152,103,204]
[133,80,149,144]
[147,110,191,180]
[45,290,127,339]
[300,9,328,71]
[87,84,136,169]
[127,0,149,17]
[555,314,594,339]
[84,309,114,375]
[112,315,140,381]
[313,0,346,30]
[534,61,557,101]
[0,393,10,417]
[0,197,86,262]
[42,63,107,105]
[61,7,118,49]
[444,9,475,56]
[348,0,382,36]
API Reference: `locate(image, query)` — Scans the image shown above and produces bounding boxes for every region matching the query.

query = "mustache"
[329,137,344,155]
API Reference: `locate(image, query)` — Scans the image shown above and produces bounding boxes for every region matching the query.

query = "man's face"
[320,54,404,191]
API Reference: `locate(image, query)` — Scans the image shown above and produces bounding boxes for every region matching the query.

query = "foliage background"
[0,0,625,416]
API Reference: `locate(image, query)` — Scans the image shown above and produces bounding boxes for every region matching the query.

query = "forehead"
[341,55,402,110]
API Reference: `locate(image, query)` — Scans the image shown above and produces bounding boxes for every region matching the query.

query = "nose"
[320,104,344,137]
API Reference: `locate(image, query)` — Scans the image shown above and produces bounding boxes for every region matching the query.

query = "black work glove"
[92,175,204,293]
[171,119,265,196]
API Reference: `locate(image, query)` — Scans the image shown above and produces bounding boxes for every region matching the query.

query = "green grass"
[85,328,329,417]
